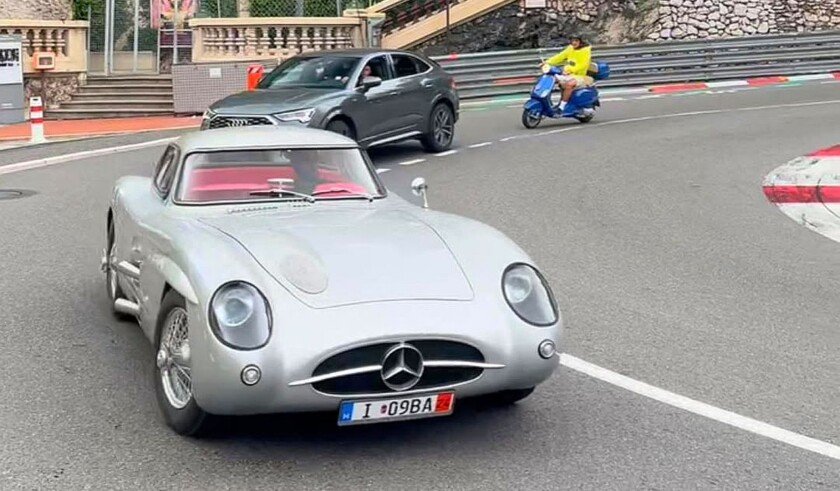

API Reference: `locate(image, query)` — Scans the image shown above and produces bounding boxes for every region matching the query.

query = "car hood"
[199,208,474,308]
[210,88,342,115]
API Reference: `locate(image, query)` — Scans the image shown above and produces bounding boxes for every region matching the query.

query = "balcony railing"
[189,17,366,62]
[0,20,89,73]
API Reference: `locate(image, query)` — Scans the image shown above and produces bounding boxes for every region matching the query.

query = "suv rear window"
[392,55,428,78]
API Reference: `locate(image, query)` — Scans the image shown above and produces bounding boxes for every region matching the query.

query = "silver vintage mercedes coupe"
[103,126,562,435]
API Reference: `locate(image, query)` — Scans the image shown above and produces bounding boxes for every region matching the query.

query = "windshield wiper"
[249,188,316,203]
[311,187,374,202]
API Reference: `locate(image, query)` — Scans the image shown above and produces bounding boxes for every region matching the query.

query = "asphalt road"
[1,81,839,489]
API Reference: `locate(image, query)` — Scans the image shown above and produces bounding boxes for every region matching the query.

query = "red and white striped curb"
[650,72,840,94]
[762,144,840,242]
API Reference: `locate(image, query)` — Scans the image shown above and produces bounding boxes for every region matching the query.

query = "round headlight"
[502,264,558,326]
[210,282,272,350]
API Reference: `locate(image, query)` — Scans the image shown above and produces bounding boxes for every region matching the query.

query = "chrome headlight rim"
[501,263,559,327]
[208,281,273,351]
[273,108,316,124]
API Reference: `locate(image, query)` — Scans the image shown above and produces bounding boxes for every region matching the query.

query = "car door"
[388,53,433,131]
[124,145,179,316]
[350,55,406,144]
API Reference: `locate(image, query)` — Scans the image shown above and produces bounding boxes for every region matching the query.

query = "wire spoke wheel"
[158,307,192,409]
[106,241,118,300]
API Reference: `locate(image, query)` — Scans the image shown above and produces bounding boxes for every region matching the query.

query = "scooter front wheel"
[521,109,542,129]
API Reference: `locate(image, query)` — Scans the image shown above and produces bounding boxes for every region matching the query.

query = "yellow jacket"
[546,45,592,77]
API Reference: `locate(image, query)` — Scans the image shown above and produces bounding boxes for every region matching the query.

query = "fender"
[524,99,543,112]
[147,253,199,305]
[427,93,458,122]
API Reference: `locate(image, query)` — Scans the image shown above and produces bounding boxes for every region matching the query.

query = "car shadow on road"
[202,398,528,446]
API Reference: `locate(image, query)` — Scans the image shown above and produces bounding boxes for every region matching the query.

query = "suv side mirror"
[357,76,382,93]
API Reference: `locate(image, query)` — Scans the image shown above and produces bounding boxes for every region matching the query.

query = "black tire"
[485,387,535,406]
[575,113,594,124]
[154,290,213,437]
[325,118,356,141]
[105,218,131,320]
[421,103,455,153]
[521,109,542,129]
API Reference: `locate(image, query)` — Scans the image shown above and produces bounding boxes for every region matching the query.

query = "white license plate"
[337,392,455,426]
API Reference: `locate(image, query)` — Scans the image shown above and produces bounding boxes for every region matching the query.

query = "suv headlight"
[273,108,315,124]
[209,282,272,349]
[502,263,558,326]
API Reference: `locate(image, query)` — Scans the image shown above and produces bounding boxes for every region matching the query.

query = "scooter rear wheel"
[522,109,542,129]
[575,113,594,123]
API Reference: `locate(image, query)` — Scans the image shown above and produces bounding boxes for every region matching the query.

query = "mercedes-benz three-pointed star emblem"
[380,343,424,391]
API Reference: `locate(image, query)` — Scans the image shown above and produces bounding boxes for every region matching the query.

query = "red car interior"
[182,165,367,202]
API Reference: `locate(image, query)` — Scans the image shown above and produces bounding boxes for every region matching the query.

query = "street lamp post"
[445,0,451,54]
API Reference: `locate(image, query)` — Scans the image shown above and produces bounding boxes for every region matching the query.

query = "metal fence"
[431,30,840,100]
[201,0,374,17]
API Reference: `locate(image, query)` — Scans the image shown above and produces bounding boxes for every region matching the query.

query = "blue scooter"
[521,61,610,129]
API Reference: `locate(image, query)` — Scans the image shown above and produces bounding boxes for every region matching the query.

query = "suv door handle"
[421,79,434,88]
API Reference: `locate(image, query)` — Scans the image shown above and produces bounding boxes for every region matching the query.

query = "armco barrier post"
[247,65,265,91]
[29,97,45,144]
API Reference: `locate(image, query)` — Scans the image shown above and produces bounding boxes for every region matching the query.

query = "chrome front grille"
[208,116,274,129]
[293,340,504,397]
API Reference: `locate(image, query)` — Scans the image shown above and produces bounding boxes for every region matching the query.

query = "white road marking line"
[435,150,458,157]
[499,135,520,142]
[560,354,840,461]
[375,168,391,174]
[787,73,834,82]
[0,137,177,176]
[468,142,493,148]
[600,97,625,102]
[398,158,426,166]
[637,94,663,99]
[820,80,840,84]
[707,80,750,88]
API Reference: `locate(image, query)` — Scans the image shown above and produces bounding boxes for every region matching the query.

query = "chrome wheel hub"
[158,307,192,409]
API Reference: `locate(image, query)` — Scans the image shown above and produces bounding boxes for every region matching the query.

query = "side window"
[392,54,420,78]
[359,56,391,84]
[153,145,178,197]
[412,56,431,74]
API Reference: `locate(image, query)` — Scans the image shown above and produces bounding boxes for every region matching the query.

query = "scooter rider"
[544,36,594,113]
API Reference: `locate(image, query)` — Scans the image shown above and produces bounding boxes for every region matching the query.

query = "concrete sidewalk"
[0,116,201,144]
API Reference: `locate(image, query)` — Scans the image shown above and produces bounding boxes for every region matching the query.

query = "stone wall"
[414,0,840,55]
[24,74,82,110]
[0,0,73,20]
[652,0,840,40]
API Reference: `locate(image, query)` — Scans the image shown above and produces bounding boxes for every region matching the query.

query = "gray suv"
[202,49,459,153]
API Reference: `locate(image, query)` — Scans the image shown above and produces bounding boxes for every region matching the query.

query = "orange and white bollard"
[246,64,265,91]
[29,96,45,144]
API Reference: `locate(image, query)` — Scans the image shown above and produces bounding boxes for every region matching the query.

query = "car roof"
[298,48,431,59]
[175,126,359,152]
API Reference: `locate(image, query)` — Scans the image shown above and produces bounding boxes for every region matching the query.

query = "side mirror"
[411,177,429,209]
[357,76,382,93]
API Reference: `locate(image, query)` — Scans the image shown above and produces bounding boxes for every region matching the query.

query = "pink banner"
[151,0,198,29]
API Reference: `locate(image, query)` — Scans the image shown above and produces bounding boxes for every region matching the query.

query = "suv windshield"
[258,56,362,89]
[176,148,385,204]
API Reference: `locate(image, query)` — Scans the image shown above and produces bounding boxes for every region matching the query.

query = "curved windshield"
[176,148,385,204]
[258,56,361,89]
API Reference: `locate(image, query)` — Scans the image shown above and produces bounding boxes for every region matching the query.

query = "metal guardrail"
[431,31,840,100]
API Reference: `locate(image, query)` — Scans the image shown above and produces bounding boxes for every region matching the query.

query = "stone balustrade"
[189,17,366,63]
[0,20,88,73]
